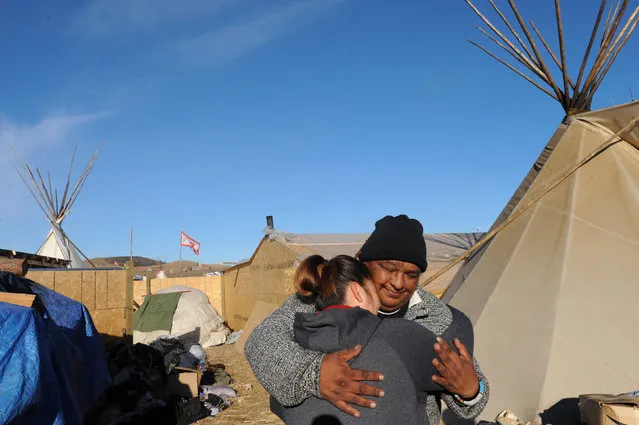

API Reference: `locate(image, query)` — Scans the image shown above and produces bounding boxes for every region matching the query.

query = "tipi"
[15,144,101,268]
[441,1,639,423]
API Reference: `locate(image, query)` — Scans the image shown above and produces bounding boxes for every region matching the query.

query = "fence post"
[124,260,134,340]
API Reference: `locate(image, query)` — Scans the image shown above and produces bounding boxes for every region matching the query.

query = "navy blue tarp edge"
[0,271,111,425]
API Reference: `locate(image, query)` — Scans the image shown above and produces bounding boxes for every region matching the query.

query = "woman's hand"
[432,337,479,399]
[319,344,385,417]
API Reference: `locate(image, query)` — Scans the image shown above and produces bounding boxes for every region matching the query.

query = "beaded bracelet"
[453,381,485,407]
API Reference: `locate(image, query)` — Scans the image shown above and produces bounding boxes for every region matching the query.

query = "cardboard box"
[0,259,27,276]
[0,293,45,316]
[579,394,639,425]
[0,293,37,308]
[236,300,279,356]
[154,367,202,399]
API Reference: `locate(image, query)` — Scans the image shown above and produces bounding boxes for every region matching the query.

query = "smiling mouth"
[383,287,402,298]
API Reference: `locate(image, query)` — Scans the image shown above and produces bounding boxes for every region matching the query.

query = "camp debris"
[579,393,639,425]
[92,284,240,423]
[133,286,231,348]
[225,330,242,345]
[85,338,236,424]
[149,335,207,373]
[479,410,531,425]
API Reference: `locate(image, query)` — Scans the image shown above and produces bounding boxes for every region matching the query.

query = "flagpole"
[130,226,133,266]
[179,219,183,272]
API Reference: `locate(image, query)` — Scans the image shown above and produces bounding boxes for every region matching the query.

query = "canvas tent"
[268,230,484,298]
[15,144,101,268]
[442,1,639,423]
[38,224,84,267]
[222,226,483,330]
[134,286,231,348]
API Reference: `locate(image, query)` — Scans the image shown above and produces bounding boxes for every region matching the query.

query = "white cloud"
[165,0,346,67]
[0,113,105,215]
[0,114,103,155]
[74,0,233,37]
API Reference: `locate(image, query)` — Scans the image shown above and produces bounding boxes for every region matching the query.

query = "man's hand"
[432,337,479,399]
[319,344,385,417]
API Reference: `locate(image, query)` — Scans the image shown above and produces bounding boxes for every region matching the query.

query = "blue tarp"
[0,272,111,425]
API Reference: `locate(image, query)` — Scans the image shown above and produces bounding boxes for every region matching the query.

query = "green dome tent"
[134,286,230,348]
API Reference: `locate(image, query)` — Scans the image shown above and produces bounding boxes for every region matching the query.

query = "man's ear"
[351,282,364,303]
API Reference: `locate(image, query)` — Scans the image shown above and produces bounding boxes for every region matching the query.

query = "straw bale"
[54,270,82,301]
[82,271,96,311]
[27,270,55,289]
[107,270,127,309]
[223,239,298,330]
[95,271,109,309]
[92,308,128,337]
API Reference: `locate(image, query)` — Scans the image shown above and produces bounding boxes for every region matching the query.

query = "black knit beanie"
[358,215,427,272]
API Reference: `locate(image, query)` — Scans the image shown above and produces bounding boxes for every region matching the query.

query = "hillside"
[137,260,231,278]
[87,256,231,278]
[88,256,161,268]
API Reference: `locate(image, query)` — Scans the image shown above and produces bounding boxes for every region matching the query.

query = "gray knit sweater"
[244,288,490,425]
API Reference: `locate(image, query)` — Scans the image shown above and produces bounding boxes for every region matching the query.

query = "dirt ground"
[197,343,283,425]
[195,344,448,425]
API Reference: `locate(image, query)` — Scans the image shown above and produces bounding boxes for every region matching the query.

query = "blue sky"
[0,0,636,263]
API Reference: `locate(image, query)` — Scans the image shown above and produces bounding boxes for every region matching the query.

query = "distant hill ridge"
[88,256,162,267]
[86,256,230,278]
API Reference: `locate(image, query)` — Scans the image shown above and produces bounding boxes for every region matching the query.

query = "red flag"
[180,231,200,255]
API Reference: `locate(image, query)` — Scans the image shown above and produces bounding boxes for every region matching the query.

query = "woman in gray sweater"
[270,254,474,425]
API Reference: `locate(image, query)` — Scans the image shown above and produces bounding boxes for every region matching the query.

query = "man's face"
[365,260,421,312]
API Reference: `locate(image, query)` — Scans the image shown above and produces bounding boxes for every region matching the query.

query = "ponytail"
[295,254,371,311]
[295,255,326,299]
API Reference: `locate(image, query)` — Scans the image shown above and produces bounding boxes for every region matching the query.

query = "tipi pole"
[554,0,571,110]
[487,0,534,61]
[67,236,97,268]
[529,21,576,90]
[426,117,639,292]
[467,39,559,101]
[570,0,608,110]
[466,0,638,115]
[505,0,565,103]
[14,143,101,269]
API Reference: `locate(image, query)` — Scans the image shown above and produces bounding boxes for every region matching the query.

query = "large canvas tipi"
[443,1,639,423]
[15,144,101,268]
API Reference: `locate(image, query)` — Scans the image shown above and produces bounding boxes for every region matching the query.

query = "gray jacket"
[245,288,489,425]
[271,306,475,424]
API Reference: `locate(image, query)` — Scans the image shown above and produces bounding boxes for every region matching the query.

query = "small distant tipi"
[442,0,639,422]
[15,144,101,268]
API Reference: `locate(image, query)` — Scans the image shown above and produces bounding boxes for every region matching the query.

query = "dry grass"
[196,344,450,425]
[197,344,283,425]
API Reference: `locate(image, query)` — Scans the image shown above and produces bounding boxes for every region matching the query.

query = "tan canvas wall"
[420,260,463,299]
[223,239,298,330]
[26,269,133,337]
[134,275,224,316]
[449,103,639,422]
[221,237,461,331]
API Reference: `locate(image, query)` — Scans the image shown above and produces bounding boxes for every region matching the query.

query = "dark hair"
[296,254,371,311]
